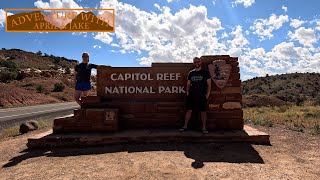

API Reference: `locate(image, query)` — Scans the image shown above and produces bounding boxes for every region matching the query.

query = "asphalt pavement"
[0,102,79,123]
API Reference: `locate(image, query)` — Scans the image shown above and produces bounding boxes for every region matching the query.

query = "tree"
[36,50,42,56]
[65,68,71,74]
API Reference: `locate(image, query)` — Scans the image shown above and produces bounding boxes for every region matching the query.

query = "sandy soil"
[0,125,319,180]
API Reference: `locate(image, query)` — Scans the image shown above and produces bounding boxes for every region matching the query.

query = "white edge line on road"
[0,102,78,113]
[0,106,78,119]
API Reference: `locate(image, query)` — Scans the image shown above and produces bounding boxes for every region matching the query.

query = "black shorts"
[186,96,208,111]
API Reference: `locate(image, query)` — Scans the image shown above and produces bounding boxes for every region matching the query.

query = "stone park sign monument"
[27,55,270,148]
[54,55,242,132]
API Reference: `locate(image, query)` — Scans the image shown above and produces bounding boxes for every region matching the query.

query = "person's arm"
[206,78,211,99]
[206,70,211,99]
[74,65,78,86]
[186,72,192,96]
[91,64,98,69]
[186,80,191,96]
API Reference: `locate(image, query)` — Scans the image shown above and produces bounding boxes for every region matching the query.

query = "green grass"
[244,105,320,135]
[0,119,53,140]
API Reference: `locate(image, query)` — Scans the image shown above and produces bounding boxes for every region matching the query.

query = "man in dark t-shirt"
[74,52,98,105]
[179,57,211,134]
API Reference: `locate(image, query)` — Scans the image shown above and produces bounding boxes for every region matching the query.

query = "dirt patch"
[243,95,291,107]
[0,125,319,179]
[0,83,60,108]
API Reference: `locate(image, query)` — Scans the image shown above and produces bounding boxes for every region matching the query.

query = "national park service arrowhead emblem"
[105,111,116,121]
[208,60,232,89]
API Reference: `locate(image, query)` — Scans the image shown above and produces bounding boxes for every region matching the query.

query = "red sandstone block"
[226,80,241,87]
[230,74,240,80]
[92,126,118,132]
[74,109,87,121]
[209,94,225,103]
[54,116,75,126]
[207,118,243,129]
[207,110,243,119]
[221,87,241,94]
[112,103,145,113]
[144,103,157,113]
[225,94,242,102]
[85,109,105,124]
[208,104,221,111]
[81,96,101,103]
[228,57,238,62]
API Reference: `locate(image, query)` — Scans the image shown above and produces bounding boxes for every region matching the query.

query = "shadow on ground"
[2,142,264,169]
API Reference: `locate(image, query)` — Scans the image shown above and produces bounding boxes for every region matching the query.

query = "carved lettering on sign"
[208,60,232,89]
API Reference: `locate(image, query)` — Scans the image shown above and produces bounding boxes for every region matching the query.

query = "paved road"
[0,102,79,123]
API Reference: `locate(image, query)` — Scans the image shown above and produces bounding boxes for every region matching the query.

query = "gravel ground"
[0,124,319,180]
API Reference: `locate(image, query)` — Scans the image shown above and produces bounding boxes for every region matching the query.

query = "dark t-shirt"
[188,69,211,97]
[75,63,98,82]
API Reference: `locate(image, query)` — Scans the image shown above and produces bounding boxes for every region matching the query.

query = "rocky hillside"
[242,73,320,107]
[0,48,94,108]
[0,48,77,70]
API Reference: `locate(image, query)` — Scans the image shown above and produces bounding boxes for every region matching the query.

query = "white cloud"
[154,3,161,11]
[240,42,320,77]
[212,0,216,5]
[34,0,82,9]
[167,0,173,3]
[290,19,305,28]
[288,27,318,47]
[93,45,102,49]
[92,0,319,77]
[0,9,14,27]
[232,0,255,8]
[94,32,113,44]
[228,25,249,48]
[282,5,287,12]
[250,14,289,40]
[98,0,224,65]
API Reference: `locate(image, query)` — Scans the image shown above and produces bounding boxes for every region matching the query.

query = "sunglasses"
[193,61,202,64]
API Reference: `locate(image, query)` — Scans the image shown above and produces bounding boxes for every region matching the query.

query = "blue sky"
[0,0,320,80]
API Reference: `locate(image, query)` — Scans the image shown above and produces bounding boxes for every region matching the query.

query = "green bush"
[252,117,273,127]
[36,85,45,93]
[0,69,18,83]
[312,124,320,135]
[65,68,71,74]
[315,96,320,106]
[0,59,18,70]
[58,95,67,101]
[52,83,65,92]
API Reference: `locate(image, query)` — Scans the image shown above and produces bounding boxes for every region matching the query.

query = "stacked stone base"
[53,108,119,133]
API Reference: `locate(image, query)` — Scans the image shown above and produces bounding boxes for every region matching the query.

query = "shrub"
[312,124,320,135]
[58,95,67,101]
[65,67,71,74]
[0,59,18,70]
[296,96,304,106]
[315,96,320,106]
[0,69,18,83]
[36,50,42,56]
[36,85,45,93]
[52,83,65,92]
[252,117,273,127]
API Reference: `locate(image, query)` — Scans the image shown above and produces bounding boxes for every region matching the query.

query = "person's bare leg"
[182,110,192,129]
[82,90,90,97]
[79,90,90,104]
[201,111,207,130]
[74,90,82,106]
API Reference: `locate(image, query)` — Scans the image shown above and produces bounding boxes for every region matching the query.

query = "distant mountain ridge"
[242,73,320,107]
[0,48,77,70]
